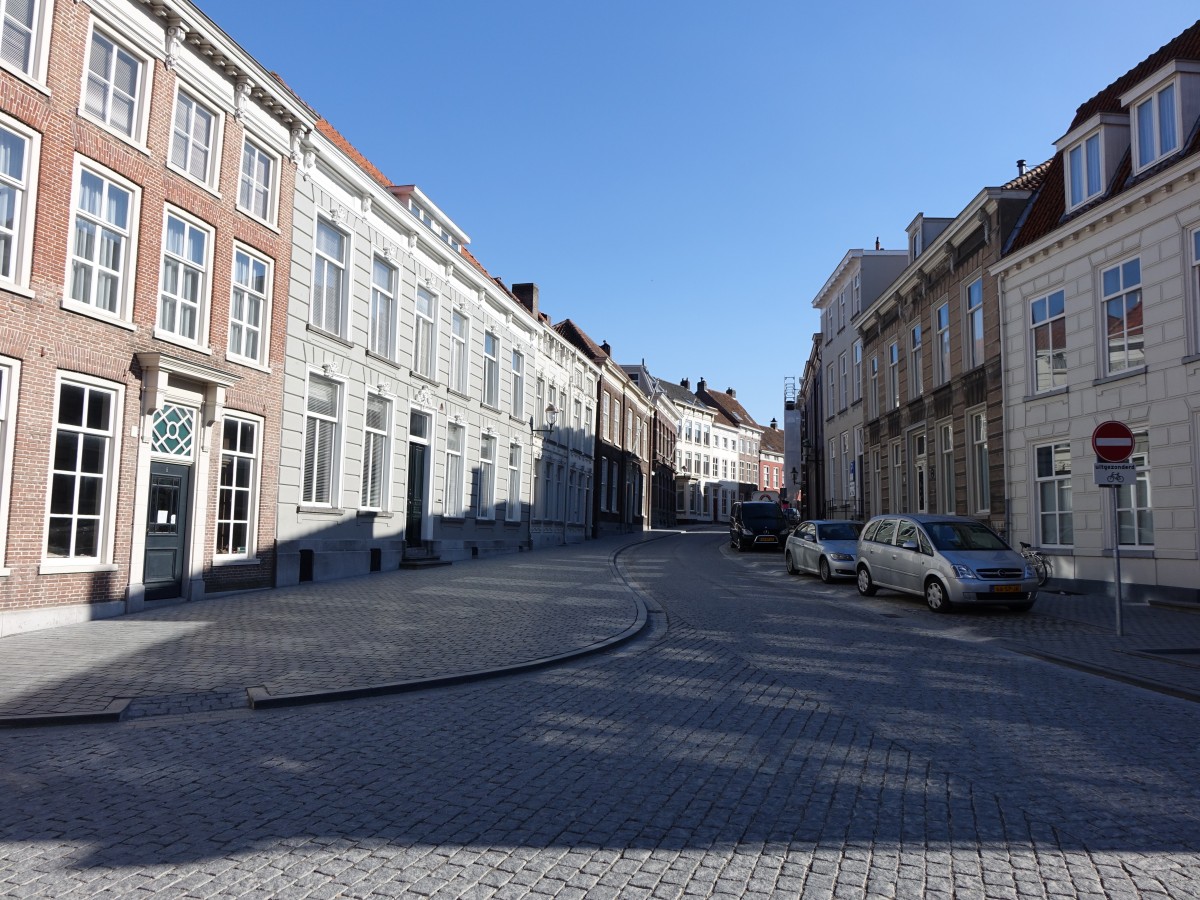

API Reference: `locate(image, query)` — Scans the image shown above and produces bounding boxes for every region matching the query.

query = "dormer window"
[1119,61,1200,177]
[1067,132,1102,209]
[1056,112,1128,213]
[1133,82,1178,171]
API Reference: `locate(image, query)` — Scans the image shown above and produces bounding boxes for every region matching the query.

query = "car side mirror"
[901,540,919,551]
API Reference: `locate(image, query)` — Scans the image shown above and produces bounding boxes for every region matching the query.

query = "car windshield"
[742,506,785,527]
[925,521,1009,551]
[818,523,862,541]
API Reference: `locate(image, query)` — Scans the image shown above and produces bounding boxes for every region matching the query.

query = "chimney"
[680,378,690,390]
[770,418,777,430]
[512,282,538,318]
[726,387,736,398]
[697,378,707,392]
[1017,159,1027,176]
[875,236,881,251]
[600,340,611,356]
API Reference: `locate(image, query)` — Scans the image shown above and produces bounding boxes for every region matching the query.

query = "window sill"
[211,557,264,568]
[365,349,400,369]
[1183,353,1200,367]
[153,329,212,355]
[1024,386,1068,402]
[166,162,222,200]
[0,62,49,97]
[1102,547,1155,559]
[226,354,271,374]
[1093,366,1146,387]
[76,109,151,156]
[1,282,35,300]
[306,323,353,348]
[356,509,393,520]
[235,204,280,234]
[38,561,119,575]
[297,505,345,516]
[409,370,440,387]
[62,299,137,331]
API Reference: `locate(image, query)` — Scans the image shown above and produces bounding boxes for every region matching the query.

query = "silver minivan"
[855,514,1038,613]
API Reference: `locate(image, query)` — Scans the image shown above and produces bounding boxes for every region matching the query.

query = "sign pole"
[1112,484,1123,637]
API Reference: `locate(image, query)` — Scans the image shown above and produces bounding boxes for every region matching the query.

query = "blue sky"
[200,1,1198,427]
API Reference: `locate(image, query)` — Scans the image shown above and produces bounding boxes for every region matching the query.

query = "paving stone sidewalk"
[0,532,662,726]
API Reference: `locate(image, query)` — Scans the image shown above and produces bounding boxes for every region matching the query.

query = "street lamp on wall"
[529,403,559,434]
[791,466,799,486]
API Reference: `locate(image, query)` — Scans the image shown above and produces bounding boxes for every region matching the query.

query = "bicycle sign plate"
[1094,462,1136,486]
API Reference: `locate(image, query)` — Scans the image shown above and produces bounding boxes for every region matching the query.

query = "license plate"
[992,585,1020,593]
[758,536,778,543]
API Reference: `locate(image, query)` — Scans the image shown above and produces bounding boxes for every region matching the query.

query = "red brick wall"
[0,0,299,613]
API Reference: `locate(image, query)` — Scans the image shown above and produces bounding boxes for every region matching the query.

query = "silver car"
[784,520,863,583]
[855,514,1039,613]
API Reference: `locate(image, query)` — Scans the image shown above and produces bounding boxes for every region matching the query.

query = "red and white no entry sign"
[1092,421,1135,463]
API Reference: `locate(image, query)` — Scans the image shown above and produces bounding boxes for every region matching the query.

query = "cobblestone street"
[3,530,1200,898]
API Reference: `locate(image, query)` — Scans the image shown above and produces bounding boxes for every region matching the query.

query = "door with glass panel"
[406,411,430,548]
[145,461,190,601]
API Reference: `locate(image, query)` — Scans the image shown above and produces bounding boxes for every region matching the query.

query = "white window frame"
[1030,288,1066,393]
[909,322,923,396]
[934,302,950,385]
[826,362,835,411]
[506,442,522,522]
[215,413,262,561]
[43,372,123,570]
[936,419,954,514]
[360,392,391,512]
[838,352,847,411]
[450,310,469,394]
[868,356,879,419]
[852,340,862,403]
[301,372,344,508]
[1034,442,1072,548]
[413,286,437,379]
[156,207,212,349]
[965,277,984,370]
[1101,257,1144,375]
[889,441,903,514]
[0,355,19,571]
[967,406,989,514]
[477,433,496,520]
[511,350,525,420]
[65,157,138,324]
[1117,433,1153,547]
[170,87,220,188]
[444,422,465,518]
[311,216,348,338]
[1066,131,1103,211]
[483,331,499,408]
[228,243,271,367]
[238,135,277,224]
[1132,81,1179,173]
[887,343,899,410]
[368,254,397,361]
[82,23,150,143]
[0,114,37,289]
[1192,228,1200,354]
[0,0,53,85]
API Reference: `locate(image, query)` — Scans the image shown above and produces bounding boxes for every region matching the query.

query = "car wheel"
[925,579,953,613]
[856,566,876,596]
[818,557,833,584]
[785,552,799,575]
[1008,601,1034,613]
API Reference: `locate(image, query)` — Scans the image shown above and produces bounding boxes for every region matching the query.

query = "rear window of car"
[896,521,918,546]
[861,520,881,542]
[818,522,862,541]
[741,504,785,527]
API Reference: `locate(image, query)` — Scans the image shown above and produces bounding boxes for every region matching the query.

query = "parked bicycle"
[1019,542,1050,587]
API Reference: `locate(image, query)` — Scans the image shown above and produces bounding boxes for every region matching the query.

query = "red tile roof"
[554,319,609,363]
[314,118,393,189]
[1010,20,1200,253]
